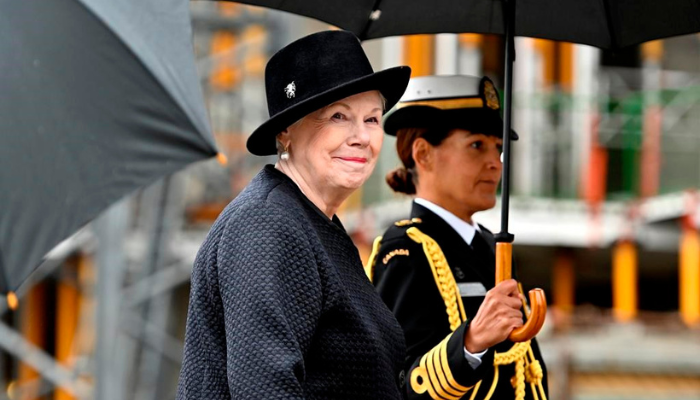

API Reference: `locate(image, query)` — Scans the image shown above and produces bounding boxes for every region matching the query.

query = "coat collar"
[263,165,347,233]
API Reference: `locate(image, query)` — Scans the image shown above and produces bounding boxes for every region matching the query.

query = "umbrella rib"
[600,0,618,49]
[358,0,384,40]
[0,246,8,294]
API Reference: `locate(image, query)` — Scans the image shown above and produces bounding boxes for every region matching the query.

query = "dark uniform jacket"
[372,202,549,400]
[177,166,471,399]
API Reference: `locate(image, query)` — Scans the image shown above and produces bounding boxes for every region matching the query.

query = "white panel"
[435,34,458,75]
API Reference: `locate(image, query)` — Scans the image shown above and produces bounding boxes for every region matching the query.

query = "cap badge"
[484,81,500,110]
[284,81,296,99]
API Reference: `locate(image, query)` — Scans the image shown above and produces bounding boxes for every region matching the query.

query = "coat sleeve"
[217,205,322,398]
[374,236,493,400]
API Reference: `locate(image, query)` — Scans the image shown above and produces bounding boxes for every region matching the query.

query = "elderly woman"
[368,76,548,400]
[177,31,417,399]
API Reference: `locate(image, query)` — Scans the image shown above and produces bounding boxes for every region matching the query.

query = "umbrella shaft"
[499,0,515,243]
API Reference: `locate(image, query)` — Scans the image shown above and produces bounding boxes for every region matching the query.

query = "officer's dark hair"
[386,126,452,195]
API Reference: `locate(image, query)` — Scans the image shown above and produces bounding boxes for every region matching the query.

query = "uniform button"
[398,370,406,388]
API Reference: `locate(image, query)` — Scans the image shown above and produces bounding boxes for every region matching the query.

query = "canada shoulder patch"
[382,249,410,265]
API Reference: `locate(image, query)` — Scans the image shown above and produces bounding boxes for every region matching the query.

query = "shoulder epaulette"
[394,217,422,227]
[365,218,424,281]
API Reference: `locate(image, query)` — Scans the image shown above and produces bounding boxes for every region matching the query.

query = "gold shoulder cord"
[364,236,383,282]
[406,227,466,330]
[406,227,547,400]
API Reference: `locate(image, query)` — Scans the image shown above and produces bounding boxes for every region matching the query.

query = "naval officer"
[368,75,549,400]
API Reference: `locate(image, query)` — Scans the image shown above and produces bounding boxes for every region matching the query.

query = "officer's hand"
[463,279,523,353]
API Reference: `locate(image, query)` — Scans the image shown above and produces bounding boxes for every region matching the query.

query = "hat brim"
[247,66,411,156]
[383,106,519,140]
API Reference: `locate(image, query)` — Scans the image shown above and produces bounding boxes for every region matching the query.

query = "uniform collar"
[414,198,481,245]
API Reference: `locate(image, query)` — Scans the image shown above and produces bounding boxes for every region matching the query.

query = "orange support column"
[639,105,662,198]
[458,33,483,48]
[458,33,482,51]
[210,31,241,91]
[582,115,608,208]
[18,283,48,400]
[533,39,555,88]
[242,25,267,78]
[403,35,434,77]
[640,40,664,198]
[679,227,700,326]
[54,255,84,400]
[553,249,575,326]
[680,193,700,327]
[217,2,240,16]
[612,240,638,322]
[557,42,574,92]
[583,119,607,246]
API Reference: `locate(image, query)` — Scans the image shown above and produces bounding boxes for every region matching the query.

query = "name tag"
[458,282,487,297]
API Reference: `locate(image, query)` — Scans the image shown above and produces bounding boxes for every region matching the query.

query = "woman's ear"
[412,138,432,172]
[276,130,291,150]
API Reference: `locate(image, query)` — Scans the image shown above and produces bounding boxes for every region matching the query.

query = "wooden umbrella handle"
[496,243,547,342]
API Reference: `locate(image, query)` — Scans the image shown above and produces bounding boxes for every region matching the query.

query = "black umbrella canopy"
[228,0,700,48]
[224,0,700,237]
[0,0,218,293]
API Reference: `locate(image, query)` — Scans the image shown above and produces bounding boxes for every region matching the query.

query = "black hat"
[247,30,411,156]
[383,75,518,140]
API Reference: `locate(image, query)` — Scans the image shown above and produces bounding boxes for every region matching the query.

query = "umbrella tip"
[7,292,18,311]
[216,153,228,166]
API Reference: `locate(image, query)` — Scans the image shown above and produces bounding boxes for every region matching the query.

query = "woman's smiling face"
[281,90,385,194]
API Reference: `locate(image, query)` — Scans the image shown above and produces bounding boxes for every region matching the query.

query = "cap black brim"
[383,106,519,140]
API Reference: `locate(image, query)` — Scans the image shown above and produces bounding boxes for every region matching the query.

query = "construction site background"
[1,3,699,400]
